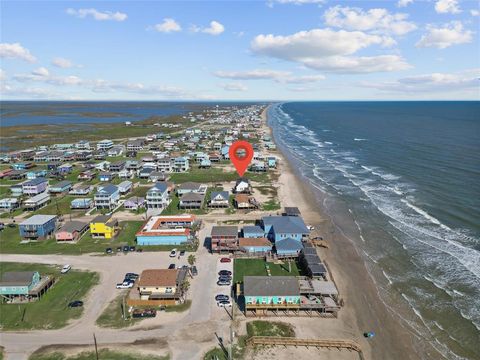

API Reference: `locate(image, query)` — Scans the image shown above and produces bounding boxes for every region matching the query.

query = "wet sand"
[262,105,422,360]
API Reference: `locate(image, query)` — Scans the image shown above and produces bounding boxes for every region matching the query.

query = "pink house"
[55,221,88,242]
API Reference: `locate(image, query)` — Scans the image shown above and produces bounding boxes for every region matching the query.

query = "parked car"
[168,263,176,270]
[68,300,83,308]
[124,273,139,281]
[307,225,315,231]
[129,246,136,252]
[169,249,177,258]
[60,265,71,274]
[217,300,232,307]
[8,223,16,228]
[220,257,231,263]
[218,270,232,276]
[217,279,231,286]
[191,266,198,276]
[116,282,134,289]
[0,223,4,231]
[116,246,122,252]
[105,247,113,254]
[123,245,130,252]
[136,248,143,252]
[132,308,156,318]
[215,294,229,302]
[179,250,186,256]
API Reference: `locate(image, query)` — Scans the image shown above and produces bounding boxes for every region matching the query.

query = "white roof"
[20,215,56,226]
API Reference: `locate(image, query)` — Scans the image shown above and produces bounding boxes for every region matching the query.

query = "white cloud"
[251,28,410,73]
[0,43,36,63]
[471,9,480,16]
[154,18,182,33]
[52,57,74,68]
[323,6,417,35]
[214,69,291,80]
[66,8,127,21]
[191,21,225,35]
[220,82,248,91]
[31,67,50,77]
[397,0,413,8]
[301,55,411,73]
[416,22,473,49]
[0,69,5,81]
[268,0,326,5]
[213,69,326,83]
[434,0,461,14]
[13,68,83,86]
[361,69,479,94]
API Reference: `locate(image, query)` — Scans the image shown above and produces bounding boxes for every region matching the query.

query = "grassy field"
[29,349,170,360]
[261,199,281,211]
[246,320,295,338]
[96,293,142,329]
[169,167,272,184]
[0,262,99,330]
[233,259,300,283]
[0,221,143,255]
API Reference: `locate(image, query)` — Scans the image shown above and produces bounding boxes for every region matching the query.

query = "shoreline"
[262,104,422,360]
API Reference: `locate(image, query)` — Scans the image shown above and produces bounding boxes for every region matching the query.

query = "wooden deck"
[246,336,364,359]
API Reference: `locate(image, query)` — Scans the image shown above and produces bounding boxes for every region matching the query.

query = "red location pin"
[229,140,254,177]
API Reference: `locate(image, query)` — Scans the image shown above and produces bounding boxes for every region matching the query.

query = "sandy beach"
[261,105,422,360]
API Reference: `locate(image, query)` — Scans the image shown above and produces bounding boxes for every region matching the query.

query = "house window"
[262,297,267,304]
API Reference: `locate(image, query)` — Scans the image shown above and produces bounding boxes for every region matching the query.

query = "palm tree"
[188,254,196,266]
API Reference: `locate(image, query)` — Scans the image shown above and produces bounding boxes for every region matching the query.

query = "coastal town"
[0,105,363,360]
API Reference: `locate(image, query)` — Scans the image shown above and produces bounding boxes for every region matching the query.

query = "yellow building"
[89,215,118,239]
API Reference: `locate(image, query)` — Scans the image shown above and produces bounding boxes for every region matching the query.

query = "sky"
[0,0,479,101]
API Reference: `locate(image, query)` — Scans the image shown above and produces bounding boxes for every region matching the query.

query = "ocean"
[268,102,480,360]
[0,101,199,126]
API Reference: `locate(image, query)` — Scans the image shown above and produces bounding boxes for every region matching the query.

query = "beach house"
[209,191,229,208]
[243,276,301,314]
[22,178,48,196]
[97,139,114,151]
[146,182,170,210]
[124,196,146,211]
[89,215,118,239]
[71,198,93,210]
[94,184,120,210]
[55,221,88,242]
[262,215,310,242]
[179,192,204,209]
[0,198,20,211]
[118,180,132,195]
[127,269,187,306]
[0,271,54,302]
[19,215,57,240]
[23,192,50,211]
[210,226,239,252]
[49,180,72,194]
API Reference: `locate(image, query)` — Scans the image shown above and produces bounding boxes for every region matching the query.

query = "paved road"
[0,223,232,360]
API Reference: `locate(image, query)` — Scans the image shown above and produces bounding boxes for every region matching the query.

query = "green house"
[0,271,40,296]
[243,276,300,307]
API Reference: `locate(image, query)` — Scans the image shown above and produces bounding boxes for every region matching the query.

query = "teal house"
[243,276,300,311]
[0,271,40,296]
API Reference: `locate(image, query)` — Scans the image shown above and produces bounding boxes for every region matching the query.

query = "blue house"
[19,215,57,240]
[221,145,230,159]
[49,180,72,194]
[262,216,309,242]
[26,170,48,180]
[0,271,40,296]
[267,157,277,168]
[275,237,304,256]
[242,225,264,238]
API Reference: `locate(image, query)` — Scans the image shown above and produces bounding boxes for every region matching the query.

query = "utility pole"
[228,285,235,360]
[93,333,99,360]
